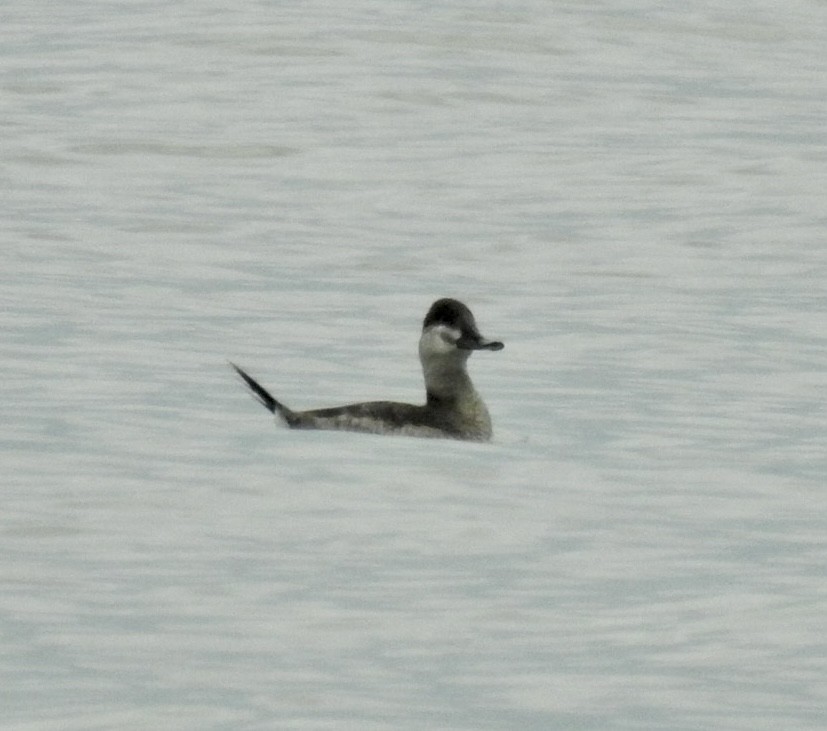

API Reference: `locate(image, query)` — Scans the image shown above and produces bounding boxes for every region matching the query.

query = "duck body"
[232,298,503,441]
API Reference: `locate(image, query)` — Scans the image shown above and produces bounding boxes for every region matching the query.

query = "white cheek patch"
[437,325,461,346]
[420,325,463,361]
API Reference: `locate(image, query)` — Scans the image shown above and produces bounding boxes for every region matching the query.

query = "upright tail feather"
[230,362,292,422]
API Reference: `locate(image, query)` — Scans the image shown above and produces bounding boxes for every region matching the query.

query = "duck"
[232,297,503,440]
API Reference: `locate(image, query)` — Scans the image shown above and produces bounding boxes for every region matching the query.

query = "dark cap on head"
[423,298,474,330]
[423,298,504,351]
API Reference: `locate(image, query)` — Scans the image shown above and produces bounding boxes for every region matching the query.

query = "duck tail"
[230,362,294,423]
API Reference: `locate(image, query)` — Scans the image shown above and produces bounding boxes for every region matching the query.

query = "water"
[2,1,826,729]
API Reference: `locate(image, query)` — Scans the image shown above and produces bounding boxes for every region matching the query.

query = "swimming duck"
[232,298,503,440]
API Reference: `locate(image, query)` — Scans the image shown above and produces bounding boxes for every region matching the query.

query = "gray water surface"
[2,1,826,729]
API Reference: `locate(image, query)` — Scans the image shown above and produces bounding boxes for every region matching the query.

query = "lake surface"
[2,1,826,729]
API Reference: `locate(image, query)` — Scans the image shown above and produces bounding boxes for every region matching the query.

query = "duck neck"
[423,358,476,404]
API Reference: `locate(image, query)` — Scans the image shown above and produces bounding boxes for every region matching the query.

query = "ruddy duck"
[231,298,503,441]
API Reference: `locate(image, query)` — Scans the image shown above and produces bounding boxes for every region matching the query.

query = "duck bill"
[457,333,504,351]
